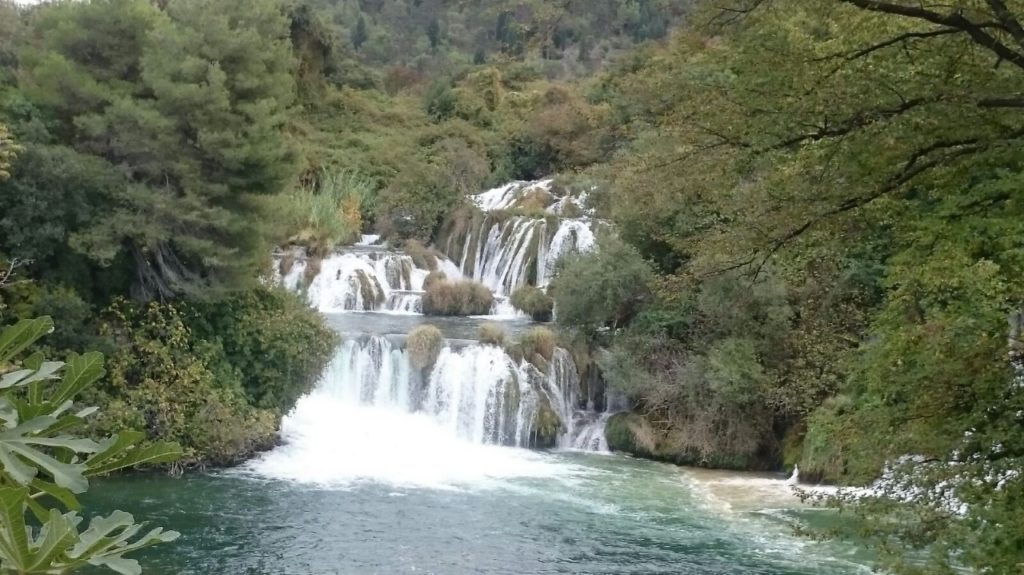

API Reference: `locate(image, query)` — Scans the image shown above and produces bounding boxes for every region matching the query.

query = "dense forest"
[1,0,1023,573]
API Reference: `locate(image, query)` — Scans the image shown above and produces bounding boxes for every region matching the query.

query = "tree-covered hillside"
[1,0,1022,572]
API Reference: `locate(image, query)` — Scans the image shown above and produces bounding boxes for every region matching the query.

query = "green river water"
[85,452,871,575]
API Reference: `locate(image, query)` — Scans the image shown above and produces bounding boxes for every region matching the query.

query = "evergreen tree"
[352,14,368,50]
[17,0,299,300]
[427,17,441,50]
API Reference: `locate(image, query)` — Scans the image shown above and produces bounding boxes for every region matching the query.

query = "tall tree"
[18,0,299,300]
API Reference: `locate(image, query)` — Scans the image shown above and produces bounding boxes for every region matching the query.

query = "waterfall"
[304,250,430,314]
[297,337,598,449]
[444,216,596,295]
[434,178,600,296]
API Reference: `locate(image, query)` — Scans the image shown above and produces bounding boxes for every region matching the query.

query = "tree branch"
[841,0,1024,71]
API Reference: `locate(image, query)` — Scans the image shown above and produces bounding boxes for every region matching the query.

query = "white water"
[304,251,432,314]
[446,215,596,294]
[252,336,605,487]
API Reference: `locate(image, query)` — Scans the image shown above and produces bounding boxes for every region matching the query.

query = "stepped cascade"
[303,336,599,449]
[439,180,598,294]
[269,178,615,479]
[277,178,599,313]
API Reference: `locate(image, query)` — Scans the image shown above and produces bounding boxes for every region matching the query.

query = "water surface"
[86,452,871,575]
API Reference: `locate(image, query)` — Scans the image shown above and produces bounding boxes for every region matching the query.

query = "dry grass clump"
[477,323,506,346]
[422,279,494,316]
[518,326,557,362]
[407,325,444,370]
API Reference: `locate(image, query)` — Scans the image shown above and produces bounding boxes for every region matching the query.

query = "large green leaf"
[0,487,30,569]
[86,435,183,477]
[51,353,105,406]
[0,318,53,365]
[0,318,182,573]
[0,488,178,574]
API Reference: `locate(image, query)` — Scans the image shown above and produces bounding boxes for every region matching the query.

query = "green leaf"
[30,478,81,512]
[0,487,31,569]
[0,361,63,391]
[25,509,76,572]
[86,438,183,477]
[51,352,105,405]
[0,318,53,364]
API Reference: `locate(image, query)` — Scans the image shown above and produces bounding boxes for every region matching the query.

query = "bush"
[403,239,440,271]
[375,161,461,242]
[478,323,506,345]
[605,412,656,457]
[407,324,444,370]
[185,287,338,413]
[275,169,371,256]
[518,326,557,363]
[422,279,494,316]
[552,234,654,334]
[92,301,280,466]
[510,285,554,321]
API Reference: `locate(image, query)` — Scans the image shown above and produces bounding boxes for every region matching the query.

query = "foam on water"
[248,399,575,490]
[248,337,597,489]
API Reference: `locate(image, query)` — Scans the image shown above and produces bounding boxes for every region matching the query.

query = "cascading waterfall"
[439,179,599,296]
[262,179,614,490]
[445,215,596,294]
[271,335,607,452]
[303,249,433,314]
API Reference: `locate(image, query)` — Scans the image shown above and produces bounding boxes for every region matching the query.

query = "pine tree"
[352,14,368,50]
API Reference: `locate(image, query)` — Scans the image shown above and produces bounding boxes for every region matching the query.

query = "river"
[87,451,870,575]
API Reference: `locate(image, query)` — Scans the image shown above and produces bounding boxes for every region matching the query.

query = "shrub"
[478,323,506,345]
[407,324,444,370]
[552,233,654,334]
[518,326,557,362]
[510,285,554,321]
[422,279,494,316]
[403,239,440,270]
[277,169,370,256]
[92,300,281,466]
[185,287,339,413]
[375,161,461,241]
[605,412,657,458]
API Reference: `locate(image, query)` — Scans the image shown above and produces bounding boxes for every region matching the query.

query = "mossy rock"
[530,399,563,448]
[605,412,657,458]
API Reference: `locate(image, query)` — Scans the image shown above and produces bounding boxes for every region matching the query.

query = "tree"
[552,234,654,335]
[352,14,368,50]
[19,0,300,300]
[598,0,1024,570]
[427,17,441,50]
[0,317,182,573]
[0,124,17,181]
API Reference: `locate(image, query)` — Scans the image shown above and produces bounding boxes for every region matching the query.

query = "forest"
[1,0,1022,573]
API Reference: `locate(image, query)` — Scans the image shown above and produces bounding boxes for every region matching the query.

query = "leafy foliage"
[552,234,654,335]
[0,317,182,574]
[0,123,18,180]
[12,0,299,299]
[509,285,553,322]
[274,169,370,256]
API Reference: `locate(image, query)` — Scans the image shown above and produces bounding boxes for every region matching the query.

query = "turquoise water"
[85,452,871,575]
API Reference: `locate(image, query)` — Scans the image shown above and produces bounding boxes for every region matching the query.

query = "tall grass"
[281,169,372,255]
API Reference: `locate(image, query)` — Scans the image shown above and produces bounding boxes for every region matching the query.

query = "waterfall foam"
[249,336,595,487]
